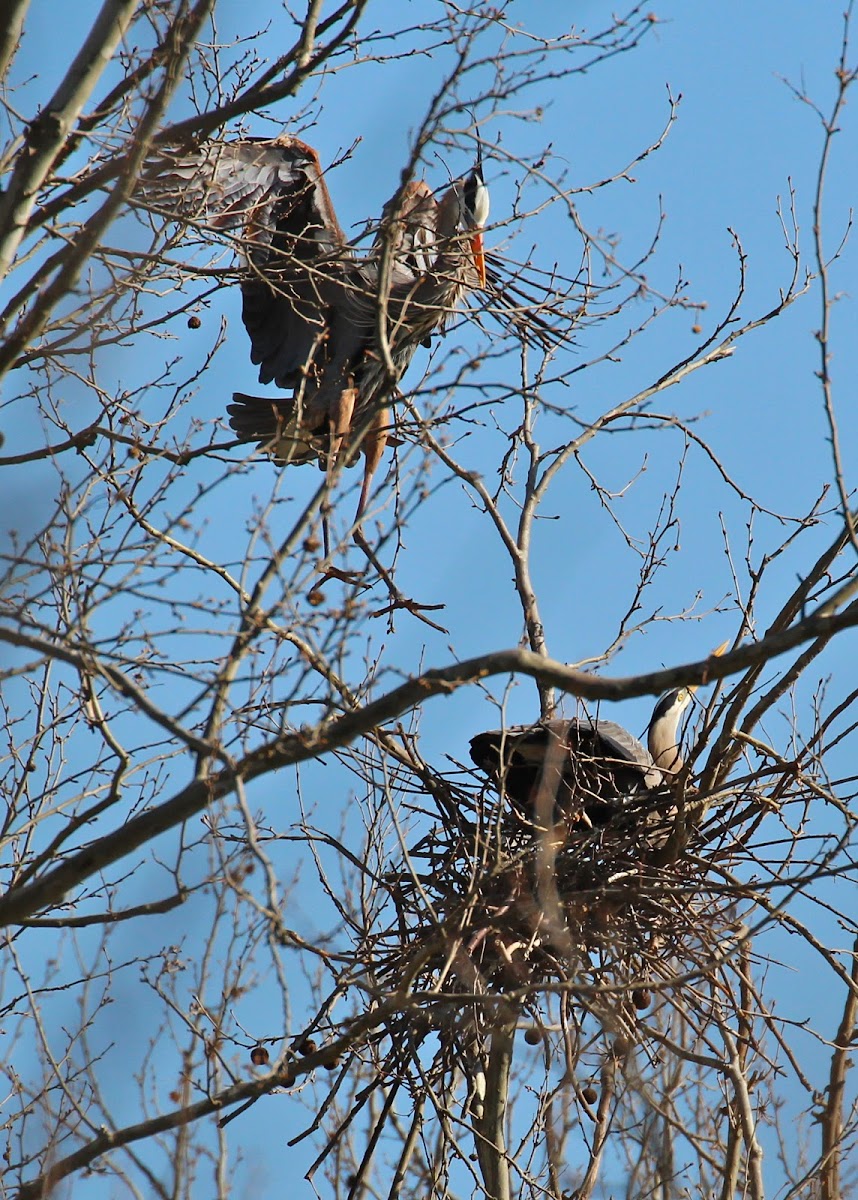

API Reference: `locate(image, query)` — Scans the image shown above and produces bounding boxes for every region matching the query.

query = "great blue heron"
[469,649,728,833]
[144,134,490,522]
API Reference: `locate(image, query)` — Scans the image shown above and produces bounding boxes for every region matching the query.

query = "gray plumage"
[470,688,694,831]
[143,135,489,506]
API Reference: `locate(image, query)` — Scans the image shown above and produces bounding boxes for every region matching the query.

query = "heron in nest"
[469,645,728,834]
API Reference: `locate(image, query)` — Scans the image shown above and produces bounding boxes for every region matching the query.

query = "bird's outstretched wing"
[142,135,344,255]
[142,135,351,390]
[372,181,438,278]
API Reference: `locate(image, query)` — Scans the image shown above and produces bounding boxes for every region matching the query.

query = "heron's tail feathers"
[227,392,403,471]
[227,393,325,466]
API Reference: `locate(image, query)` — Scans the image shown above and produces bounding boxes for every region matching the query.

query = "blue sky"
[5,1,858,1194]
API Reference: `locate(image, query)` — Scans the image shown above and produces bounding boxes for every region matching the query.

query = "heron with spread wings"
[145,134,490,523]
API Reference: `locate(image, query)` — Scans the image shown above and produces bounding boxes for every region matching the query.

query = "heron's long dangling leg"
[329,386,356,466]
[321,503,332,562]
[320,385,358,560]
[354,407,390,525]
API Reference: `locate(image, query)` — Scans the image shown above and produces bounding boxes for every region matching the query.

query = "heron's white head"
[461,163,490,228]
[458,163,489,286]
[647,686,695,774]
[647,640,729,776]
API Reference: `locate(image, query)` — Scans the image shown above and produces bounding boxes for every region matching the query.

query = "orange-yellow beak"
[689,640,730,693]
[470,231,486,288]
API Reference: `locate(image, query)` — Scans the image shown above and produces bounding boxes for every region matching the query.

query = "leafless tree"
[1,3,857,1198]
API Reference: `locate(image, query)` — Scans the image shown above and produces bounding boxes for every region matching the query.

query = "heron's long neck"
[648,732,684,779]
[399,201,475,330]
[359,188,478,350]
